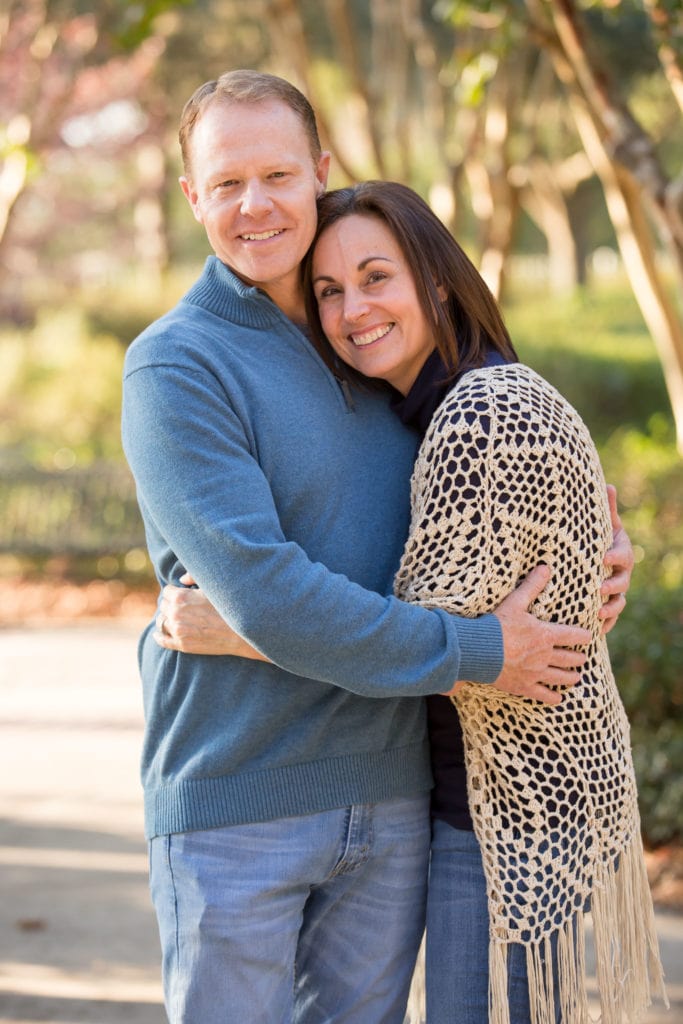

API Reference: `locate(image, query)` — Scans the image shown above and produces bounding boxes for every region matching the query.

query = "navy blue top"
[391,347,508,831]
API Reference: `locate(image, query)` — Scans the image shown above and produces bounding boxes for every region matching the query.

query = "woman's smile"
[349,323,395,348]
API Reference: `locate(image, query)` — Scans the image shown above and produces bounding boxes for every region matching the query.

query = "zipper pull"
[340,378,355,410]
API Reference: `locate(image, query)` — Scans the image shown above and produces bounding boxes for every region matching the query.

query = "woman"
[155,182,664,1023]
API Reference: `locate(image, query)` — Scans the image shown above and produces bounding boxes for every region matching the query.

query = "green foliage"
[505,283,672,443]
[0,307,128,467]
[92,0,195,51]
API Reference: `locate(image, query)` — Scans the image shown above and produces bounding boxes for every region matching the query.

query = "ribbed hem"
[455,612,503,684]
[144,740,432,839]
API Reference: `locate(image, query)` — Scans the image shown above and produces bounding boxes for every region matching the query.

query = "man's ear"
[179,176,203,224]
[316,151,331,195]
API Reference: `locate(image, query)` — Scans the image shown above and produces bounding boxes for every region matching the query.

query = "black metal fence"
[0,462,146,556]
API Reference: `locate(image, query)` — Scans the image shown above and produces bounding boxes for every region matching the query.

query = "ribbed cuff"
[454,612,503,684]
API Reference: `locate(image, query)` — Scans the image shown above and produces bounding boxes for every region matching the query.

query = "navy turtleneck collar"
[389,350,451,436]
[391,347,509,438]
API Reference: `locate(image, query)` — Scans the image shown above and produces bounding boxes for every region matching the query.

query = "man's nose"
[240,179,273,217]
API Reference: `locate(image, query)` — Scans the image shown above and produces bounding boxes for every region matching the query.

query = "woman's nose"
[343,290,370,322]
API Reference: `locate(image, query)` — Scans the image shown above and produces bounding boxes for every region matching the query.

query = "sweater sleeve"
[122,357,503,697]
[394,367,557,623]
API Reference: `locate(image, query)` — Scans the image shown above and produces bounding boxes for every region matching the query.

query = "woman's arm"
[154,573,269,659]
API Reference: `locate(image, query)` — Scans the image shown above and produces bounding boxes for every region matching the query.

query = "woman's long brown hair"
[302,181,517,388]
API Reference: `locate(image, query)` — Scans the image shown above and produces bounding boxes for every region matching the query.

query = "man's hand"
[599,484,634,635]
[444,566,590,706]
[155,574,268,660]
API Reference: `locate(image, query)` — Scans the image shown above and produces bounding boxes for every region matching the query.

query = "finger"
[509,564,551,608]
[601,569,628,594]
[541,667,582,688]
[606,484,622,534]
[603,537,634,571]
[179,572,197,586]
[598,592,626,617]
[161,584,178,605]
[544,622,591,647]
[153,629,173,649]
[547,648,588,669]
[527,683,563,706]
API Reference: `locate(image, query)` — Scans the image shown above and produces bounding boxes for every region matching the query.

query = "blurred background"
[0,0,681,855]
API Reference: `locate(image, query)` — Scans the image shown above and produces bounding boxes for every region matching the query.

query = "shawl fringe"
[485,836,667,1024]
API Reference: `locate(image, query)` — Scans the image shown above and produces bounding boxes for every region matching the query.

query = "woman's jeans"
[425,820,560,1024]
[149,795,431,1024]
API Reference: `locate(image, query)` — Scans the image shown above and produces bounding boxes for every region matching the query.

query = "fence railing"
[0,462,146,556]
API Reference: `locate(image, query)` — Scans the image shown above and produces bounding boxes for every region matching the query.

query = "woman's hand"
[154,574,269,660]
[599,485,634,635]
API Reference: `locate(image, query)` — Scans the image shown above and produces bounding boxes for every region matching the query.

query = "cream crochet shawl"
[396,364,666,1023]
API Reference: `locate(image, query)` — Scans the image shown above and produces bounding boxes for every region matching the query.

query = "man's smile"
[239,229,286,241]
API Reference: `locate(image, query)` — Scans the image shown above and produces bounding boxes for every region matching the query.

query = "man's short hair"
[179,69,322,179]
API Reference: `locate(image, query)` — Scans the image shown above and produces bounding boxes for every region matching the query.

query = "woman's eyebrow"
[313,255,397,286]
[358,255,394,270]
[313,255,395,284]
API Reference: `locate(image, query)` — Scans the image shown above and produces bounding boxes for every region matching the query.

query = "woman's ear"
[436,283,448,302]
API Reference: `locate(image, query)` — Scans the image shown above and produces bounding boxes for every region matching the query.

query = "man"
[122,70,630,1024]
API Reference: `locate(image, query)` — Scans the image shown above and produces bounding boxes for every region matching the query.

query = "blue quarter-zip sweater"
[122,256,503,839]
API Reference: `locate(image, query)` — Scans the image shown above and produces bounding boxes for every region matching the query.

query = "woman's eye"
[318,285,341,299]
[366,271,388,284]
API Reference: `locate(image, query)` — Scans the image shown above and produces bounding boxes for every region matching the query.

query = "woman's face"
[311,213,436,395]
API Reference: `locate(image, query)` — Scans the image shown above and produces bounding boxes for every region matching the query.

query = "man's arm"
[156,483,632,660]
[156,569,588,706]
[125,356,589,701]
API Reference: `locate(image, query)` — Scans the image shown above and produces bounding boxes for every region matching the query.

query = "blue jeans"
[149,795,431,1023]
[425,821,560,1024]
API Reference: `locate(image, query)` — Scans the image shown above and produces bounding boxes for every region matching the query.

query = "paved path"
[0,624,680,1023]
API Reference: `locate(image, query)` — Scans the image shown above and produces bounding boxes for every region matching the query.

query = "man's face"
[180,99,330,312]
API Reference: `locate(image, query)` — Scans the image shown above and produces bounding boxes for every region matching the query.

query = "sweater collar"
[183,256,293,332]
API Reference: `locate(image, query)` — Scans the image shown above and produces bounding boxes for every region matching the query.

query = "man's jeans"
[425,821,561,1024]
[149,795,431,1023]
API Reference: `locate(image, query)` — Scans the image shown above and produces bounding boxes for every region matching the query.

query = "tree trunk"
[517,157,578,295]
[527,0,683,453]
[643,0,683,115]
[134,141,169,286]
[470,78,519,302]
[547,0,683,276]
[0,115,29,255]
[571,95,683,453]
